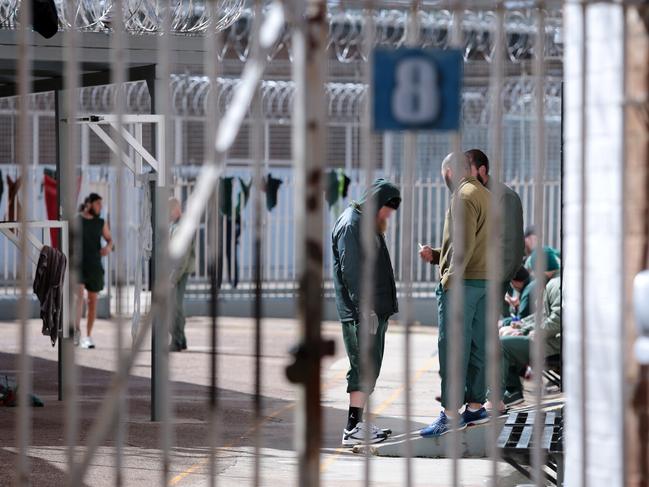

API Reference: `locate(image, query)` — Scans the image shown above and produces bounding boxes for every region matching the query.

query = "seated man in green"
[495,248,561,408]
[500,265,534,328]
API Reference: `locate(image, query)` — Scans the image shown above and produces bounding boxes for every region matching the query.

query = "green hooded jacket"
[331,178,401,321]
[520,275,562,355]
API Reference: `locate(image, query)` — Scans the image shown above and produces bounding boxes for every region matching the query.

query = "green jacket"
[332,179,400,321]
[439,177,491,289]
[487,180,525,282]
[520,275,561,355]
[170,220,196,283]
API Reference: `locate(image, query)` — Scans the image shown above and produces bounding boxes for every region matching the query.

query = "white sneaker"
[341,422,388,447]
[80,337,95,349]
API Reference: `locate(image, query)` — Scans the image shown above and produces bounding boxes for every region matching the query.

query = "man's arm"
[501,190,525,281]
[441,196,477,289]
[100,222,113,256]
[337,225,362,317]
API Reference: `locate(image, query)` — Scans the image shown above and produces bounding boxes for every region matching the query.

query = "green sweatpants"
[501,335,531,394]
[342,318,389,394]
[437,280,488,409]
[171,273,189,349]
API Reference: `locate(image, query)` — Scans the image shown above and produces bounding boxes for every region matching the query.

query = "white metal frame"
[77,114,166,187]
[0,220,70,338]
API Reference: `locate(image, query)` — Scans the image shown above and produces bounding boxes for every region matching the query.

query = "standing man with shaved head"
[418,152,492,437]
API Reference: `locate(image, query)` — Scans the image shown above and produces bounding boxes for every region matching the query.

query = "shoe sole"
[421,423,467,438]
[341,435,388,447]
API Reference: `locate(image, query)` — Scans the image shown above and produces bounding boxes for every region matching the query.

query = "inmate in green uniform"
[435,176,491,410]
[80,216,105,293]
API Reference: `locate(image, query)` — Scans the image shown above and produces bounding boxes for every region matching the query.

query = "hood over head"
[354,178,401,213]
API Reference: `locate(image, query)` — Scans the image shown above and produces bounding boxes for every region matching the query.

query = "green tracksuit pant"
[171,273,189,349]
[342,318,389,394]
[437,280,488,409]
[501,335,532,394]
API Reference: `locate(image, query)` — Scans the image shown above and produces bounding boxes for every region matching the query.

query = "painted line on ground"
[169,367,348,485]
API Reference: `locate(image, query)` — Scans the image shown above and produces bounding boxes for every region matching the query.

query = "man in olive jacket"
[332,178,401,446]
[465,149,524,316]
[419,152,492,437]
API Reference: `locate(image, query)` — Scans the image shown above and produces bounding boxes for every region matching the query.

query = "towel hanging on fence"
[264,173,283,211]
[33,245,67,347]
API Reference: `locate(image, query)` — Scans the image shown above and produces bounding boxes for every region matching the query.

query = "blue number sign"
[373,48,463,131]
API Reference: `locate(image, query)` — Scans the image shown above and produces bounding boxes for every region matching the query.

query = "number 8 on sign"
[373,48,462,132]
[392,58,440,124]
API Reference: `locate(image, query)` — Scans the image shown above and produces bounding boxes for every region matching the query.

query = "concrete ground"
[0,316,543,486]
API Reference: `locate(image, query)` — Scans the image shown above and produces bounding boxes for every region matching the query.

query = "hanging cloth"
[338,169,351,199]
[264,173,283,211]
[326,170,340,208]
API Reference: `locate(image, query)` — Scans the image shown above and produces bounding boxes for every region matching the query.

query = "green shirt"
[520,275,561,355]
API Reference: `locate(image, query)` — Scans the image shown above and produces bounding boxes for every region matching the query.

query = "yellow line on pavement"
[320,356,436,474]
[169,368,348,485]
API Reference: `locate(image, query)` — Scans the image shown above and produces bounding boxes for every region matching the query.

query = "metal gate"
[4,0,647,486]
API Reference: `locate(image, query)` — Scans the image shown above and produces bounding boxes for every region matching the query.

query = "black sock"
[346,407,363,431]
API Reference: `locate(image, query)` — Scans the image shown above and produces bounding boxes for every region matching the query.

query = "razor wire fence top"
[0,1,562,63]
[0,75,562,120]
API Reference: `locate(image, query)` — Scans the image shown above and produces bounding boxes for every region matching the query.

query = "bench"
[543,354,562,391]
[497,409,564,486]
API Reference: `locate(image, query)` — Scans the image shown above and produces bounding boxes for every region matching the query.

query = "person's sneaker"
[73,329,80,347]
[420,411,466,438]
[461,407,490,427]
[80,337,95,349]
[503,390,524,407]
[341,422,388,446]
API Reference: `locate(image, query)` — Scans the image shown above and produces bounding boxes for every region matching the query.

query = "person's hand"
[500,327,523,337]
[100,246,111,257]
[528,330,535,340]
[418,245,440,265]
[505,295,520,308]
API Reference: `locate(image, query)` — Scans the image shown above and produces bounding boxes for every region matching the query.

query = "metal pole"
[401,3,420,485]
[15,0,31,483]
[205,5,223,487]
[61,0,81,481]
[153,4,174,483]
[578,2,589,486]
[448,5,464,487]
[486,4,505,487]
[109,0,127,483]
[532,5,548,486]
[359,0,377,482]
[288,0,329,483]
[251,0,265,483]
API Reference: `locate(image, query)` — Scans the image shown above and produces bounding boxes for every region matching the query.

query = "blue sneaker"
[420,411,467,438]
[461,407,489,427]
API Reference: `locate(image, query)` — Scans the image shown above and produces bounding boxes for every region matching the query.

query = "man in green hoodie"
[332,178,401,446]
[419,152,492,437]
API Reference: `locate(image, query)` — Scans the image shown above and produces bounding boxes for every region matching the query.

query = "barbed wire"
[0,75,562,121]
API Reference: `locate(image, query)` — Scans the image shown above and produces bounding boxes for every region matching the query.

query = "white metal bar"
[448,6,464,487]
[532,6,547,487]
[87,124,136,174]
[110,0,128,481]
[107,121,161,174]
[486,4,505,486]
[358,0,378,483]
[578,3,588,486]
[16,1,32,473]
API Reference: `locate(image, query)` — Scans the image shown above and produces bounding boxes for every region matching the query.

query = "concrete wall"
[564,3,626,486]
